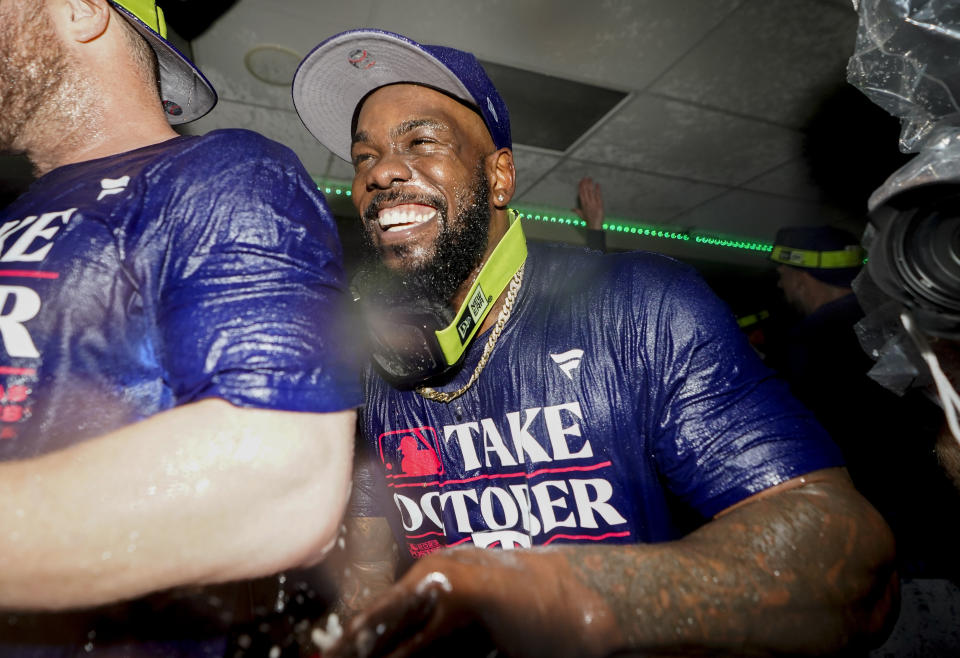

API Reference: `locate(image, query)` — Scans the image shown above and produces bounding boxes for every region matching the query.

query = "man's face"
[350,83,496,302]
[0,0,66,154]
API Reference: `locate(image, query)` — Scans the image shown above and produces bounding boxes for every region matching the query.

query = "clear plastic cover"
[848,0,960,154]
[848,1,960,431]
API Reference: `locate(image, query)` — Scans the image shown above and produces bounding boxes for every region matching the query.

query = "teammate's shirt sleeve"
[146,131,361,412]
[643,263,844,518]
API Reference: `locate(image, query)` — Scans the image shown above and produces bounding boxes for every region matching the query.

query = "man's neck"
[21,48,180,176]
[26,112,179,177]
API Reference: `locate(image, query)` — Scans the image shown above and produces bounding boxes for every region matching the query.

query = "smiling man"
[294,29,897,657]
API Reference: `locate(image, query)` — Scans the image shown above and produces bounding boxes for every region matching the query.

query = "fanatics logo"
[550,349,584,380]
[97,176,130,201]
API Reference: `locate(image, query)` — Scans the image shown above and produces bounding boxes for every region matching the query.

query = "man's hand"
[327,546,622,658]
[575,177,605,230]
[327,468,896,657]
[334,516,400,619]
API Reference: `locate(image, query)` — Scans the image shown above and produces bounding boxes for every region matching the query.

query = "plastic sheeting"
[848,1,960,408]
[848,0,960,154]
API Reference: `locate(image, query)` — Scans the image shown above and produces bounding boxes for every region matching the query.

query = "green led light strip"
[320,183,352,197]
[510,207,692,243]
[693,235,773,253]
[316,180,773,253]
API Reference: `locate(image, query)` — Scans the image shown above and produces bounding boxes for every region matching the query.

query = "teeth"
[377,204,437,230]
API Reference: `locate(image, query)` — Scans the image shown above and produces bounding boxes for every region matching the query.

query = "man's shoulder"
[176,128,300,164]
[531,241,692,272]
[528,241,700,299]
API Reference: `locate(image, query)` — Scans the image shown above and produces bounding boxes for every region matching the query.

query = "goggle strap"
[434,216,527,364]
[770,245,864,268]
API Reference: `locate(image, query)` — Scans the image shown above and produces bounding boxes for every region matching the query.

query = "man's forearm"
[562,469,897,656]
[334,516,399,618]
[0,399,355,611]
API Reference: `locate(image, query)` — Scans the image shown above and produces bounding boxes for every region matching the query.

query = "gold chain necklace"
[415,263,525,403]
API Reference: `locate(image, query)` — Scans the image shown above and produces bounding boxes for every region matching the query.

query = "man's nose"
[364,152,413,191]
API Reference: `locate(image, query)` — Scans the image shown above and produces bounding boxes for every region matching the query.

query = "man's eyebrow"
[392,118,448,139]
[352,130,371,147]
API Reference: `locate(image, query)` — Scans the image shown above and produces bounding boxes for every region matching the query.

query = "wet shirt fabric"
[0,130,360,657]
[0,129,360,459]
[360,241,843,558]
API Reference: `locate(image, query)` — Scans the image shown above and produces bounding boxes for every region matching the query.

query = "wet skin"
[330,96,899,657]
[350,84,510,311]
[329,468,897,657]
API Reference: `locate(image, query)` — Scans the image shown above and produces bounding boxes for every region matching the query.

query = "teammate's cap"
[107,0,216,124]
[770,225,864,286]
[292,29,511,162]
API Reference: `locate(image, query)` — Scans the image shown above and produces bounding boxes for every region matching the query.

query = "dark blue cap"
[293,29,511,161]
[771,225,864,286]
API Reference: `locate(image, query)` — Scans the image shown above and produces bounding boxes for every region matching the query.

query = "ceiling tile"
[364,0,741,90]
[511,146,563,197]
[571,93,803,186]
[517,160,727,224]
[190,0,378,110]
[673,189,851,240]
[741,158,824,201]
[650,0,859,127]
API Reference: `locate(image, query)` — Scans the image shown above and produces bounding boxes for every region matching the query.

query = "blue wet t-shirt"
[0,130,361,655]
[360,240,843,557]
[0,129,360,460]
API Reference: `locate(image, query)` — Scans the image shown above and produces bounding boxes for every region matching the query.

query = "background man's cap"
[771,225,864,286]
[107,0,217,124]
[292,29,511,162]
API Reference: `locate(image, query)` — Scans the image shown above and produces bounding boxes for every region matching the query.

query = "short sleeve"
[645,266,844,517]
[146,131,361,412]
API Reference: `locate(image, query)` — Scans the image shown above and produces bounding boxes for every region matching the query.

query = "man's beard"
[0,4,70,154]
[355,166,492,321]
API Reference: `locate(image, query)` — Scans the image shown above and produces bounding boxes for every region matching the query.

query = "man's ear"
[488,148,516,209]
[58,0,111,43]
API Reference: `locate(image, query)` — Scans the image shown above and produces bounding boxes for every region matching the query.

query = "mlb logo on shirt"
[378,426,444,478]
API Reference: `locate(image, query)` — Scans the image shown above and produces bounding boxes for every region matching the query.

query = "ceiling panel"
[650,0,858,127]
[511,146,564,198]
[519,159,727,224]
[741,158,824,201]
[362,0,743,89]
[190,0,377,110]
[570,93,802,186]
[672,189,849,240]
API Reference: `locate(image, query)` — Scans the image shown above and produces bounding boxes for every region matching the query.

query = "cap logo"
[486,97,499,123]
[348,48,376,70]
[162,100,183,117]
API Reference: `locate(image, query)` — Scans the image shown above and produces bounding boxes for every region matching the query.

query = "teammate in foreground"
[0,0,359,653]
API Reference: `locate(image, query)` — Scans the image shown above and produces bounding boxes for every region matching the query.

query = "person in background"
[293,29,897,658]
[575,176,606,251]
[769,225,960,656]
[0,0,359,654]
